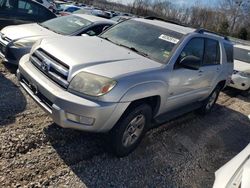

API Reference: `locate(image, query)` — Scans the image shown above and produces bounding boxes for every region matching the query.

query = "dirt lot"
[0,61,250,188]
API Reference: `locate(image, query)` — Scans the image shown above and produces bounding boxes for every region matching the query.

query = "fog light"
[66,112,95,126]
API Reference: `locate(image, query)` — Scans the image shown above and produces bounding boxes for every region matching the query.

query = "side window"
[18,0,36,14]
[18,0,47,16]
[175,37,204,69]
[203,39,220,65]
[224,43,234,63]
[1,0,17,9]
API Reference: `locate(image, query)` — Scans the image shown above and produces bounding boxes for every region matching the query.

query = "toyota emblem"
[41,59,50,72]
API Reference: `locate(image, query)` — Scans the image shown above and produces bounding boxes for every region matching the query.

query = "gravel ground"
[0,61,250,188]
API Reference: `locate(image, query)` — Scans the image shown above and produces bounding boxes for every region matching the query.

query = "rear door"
[199,38,222,93]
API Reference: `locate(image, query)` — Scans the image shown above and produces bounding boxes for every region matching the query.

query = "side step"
[153,102,203,126]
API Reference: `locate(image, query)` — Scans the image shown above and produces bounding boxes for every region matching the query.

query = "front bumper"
[17,54,130,132]
[229,73,250,91]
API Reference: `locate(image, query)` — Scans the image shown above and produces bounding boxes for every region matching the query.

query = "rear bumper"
[229,74,250,91]
[17,54,129,132]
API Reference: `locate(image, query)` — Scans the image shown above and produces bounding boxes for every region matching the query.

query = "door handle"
[198,70,203,76]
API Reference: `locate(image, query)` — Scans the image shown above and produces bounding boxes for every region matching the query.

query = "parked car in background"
[54,0,69,13]
[17,17,233,157]
[111,16,131,22]
[0,0,56,29]
[213,143,250,188]
[229,44,250,95]
[59,4,81,16]
[0,14,115,65]
[33,0,56,12]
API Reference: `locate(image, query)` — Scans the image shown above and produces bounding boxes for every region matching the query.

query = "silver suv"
[17,18,233,156]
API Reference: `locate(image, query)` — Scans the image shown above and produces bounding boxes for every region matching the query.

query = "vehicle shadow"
[0,62,27,126]
[2,61,18,74]
[223,87,250,101]
[44,102,250,187]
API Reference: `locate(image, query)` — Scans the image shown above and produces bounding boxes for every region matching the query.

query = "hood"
[39,36,162,79]
[234,60,250,73]
[1,23,57,41]
[213,144,250,188]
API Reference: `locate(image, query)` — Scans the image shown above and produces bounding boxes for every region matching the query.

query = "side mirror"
[86,30,96,36]
[102,26,110,32]
[179,55,201,70]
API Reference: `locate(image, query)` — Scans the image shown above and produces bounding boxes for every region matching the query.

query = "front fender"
[119,81,168,102]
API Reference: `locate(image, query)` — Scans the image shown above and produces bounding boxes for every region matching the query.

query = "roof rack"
[144,16,188,27]
[195,28,229,40]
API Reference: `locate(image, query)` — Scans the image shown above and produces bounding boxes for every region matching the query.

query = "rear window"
[234,47,250,64]
[223,43,234,63]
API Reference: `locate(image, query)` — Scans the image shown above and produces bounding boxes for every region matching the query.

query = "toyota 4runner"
[17,17,234,156]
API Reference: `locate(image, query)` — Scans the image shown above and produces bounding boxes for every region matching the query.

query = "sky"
[108,0,220,7]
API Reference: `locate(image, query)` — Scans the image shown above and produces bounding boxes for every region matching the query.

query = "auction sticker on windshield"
[159,34,179,44]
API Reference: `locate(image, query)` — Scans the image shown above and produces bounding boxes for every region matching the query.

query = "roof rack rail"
[195,28,229,40]
[144,16,187,27]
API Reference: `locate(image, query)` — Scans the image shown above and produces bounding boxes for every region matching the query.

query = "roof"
[134,18,195,34]
[73,14,116,24]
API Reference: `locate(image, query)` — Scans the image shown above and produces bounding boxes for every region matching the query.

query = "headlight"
[13,37,40,48]
[68,72,117,96]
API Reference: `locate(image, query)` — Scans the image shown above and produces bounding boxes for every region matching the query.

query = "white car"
[33,0,56,11]
[213,144,250,188]
[229,44,250,94]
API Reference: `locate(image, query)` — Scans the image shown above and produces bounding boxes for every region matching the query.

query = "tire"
[110,104,152,157]
[198,86,221,115]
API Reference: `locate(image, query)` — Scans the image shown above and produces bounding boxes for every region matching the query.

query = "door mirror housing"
[86,30,96,36]
[179,55,201,70]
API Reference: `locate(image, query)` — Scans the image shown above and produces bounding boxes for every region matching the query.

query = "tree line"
[80,0,250,40]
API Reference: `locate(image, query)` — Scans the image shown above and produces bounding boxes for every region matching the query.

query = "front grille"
[30,48,69,89]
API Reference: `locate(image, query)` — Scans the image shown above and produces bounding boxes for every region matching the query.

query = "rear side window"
[203,39,220,65]
[224,43,234,63]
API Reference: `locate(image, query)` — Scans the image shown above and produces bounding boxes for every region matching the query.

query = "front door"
[165,37,207,112]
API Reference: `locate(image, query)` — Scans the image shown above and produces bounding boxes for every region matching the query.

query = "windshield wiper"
[100,37,149,58]
[117,43,149,57]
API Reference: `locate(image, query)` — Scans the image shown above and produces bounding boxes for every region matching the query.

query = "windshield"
[234,47,250,64]
[40,15,92,35]
[100,20,183,64]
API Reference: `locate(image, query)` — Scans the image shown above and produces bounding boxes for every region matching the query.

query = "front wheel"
[110,104,152,157]
[198,86,221,114]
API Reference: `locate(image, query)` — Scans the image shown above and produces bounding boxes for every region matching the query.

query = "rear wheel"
[110,104,152,157]
[198,86,221,114]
